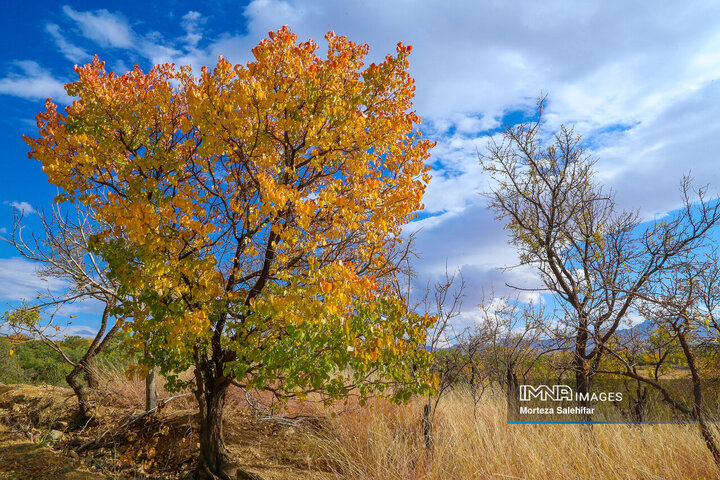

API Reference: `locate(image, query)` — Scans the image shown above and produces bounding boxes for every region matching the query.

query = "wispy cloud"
[61,5,182,66]
[181,11,204,49]
[0,61,68,102]
[62,5,134,49]
[59,324,99,337]
[5,201,36,215]
[45,23,90,63]
[0,257,66,302]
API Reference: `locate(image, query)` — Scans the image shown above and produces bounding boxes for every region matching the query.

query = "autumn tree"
[25,27,435,479]
[415,269,471,452]
[480,98,720,416]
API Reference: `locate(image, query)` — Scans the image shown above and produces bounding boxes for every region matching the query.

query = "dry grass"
[96,365,196,415]
[81,367,720,479]
[305,389,720,480]
[3,372,718,479]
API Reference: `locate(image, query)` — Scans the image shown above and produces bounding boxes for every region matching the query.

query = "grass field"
[305,389,720,480]
[2,366,719,479]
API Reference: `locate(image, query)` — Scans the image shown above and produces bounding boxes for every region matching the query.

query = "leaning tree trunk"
[697,413,720,467]
[677,331,720,467]
[85,356,100,389]
[66,364,93,421]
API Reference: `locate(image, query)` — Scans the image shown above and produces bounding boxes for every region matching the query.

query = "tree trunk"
[84,357,99,389]
[573,315,593,422]
[195,379,237,480]
[677,331,720,467]
[145,368,157,414]
[505,367,519,418]
[698,416,720,467]
[422,400,433,452]
[66,365,93,421]
[574,368,593,422]
[630,375,648,424]
[197,386,227,478]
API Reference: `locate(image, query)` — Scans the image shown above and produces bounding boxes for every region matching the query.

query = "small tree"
[602,249,720,464]
[7,205,126,420]
[417,269,473,452]
[26,27,435,479]
[474,293,550,414]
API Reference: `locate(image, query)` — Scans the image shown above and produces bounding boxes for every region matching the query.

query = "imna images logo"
[519,384,622,402]
[519,384,572,402]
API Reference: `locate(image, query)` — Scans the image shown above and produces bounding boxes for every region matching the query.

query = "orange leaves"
[319,280,334,294]
[26,26,434,398]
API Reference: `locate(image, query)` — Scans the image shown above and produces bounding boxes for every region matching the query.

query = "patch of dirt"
[0,383,337,480]
[222,407,335,480]
[0,423,106,480]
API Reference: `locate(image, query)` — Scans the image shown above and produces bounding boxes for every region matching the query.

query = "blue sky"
[3,1,720,333]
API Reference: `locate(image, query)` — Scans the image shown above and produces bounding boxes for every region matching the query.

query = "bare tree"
[601,249,720,464]
[413,268,478,453]
[480,98,720,415]
[7,204,126,420]
[474,293,552,416]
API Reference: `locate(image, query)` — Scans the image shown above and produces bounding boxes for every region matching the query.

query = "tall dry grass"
[94,363,199,414]
[306,388,720,480]
[89,364,720,479]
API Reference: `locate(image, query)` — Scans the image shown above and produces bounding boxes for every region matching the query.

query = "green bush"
[0,335,131,386]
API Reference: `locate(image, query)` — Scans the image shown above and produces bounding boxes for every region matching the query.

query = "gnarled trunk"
[66,364,93,421]
[192,345,262,480]
[195,380,233,480]
[85,356,100,389]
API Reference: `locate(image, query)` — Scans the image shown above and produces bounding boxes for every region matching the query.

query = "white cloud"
[59,324,99,337]
[62,6,134,49]
[0,61,68,102]
[181,11,205,48]
[61,6,182,66]
[45,23,89,63]
[13,1,720,325]
[5,201,36,215]
[0,257,66,302]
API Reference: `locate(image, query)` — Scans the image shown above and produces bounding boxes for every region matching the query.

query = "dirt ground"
[0,384,336,480]
[0,385,107,479]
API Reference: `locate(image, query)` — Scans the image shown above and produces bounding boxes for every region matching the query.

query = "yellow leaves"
[25,27,433,396]
[125,363,150,381]
[431,373,440,390]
